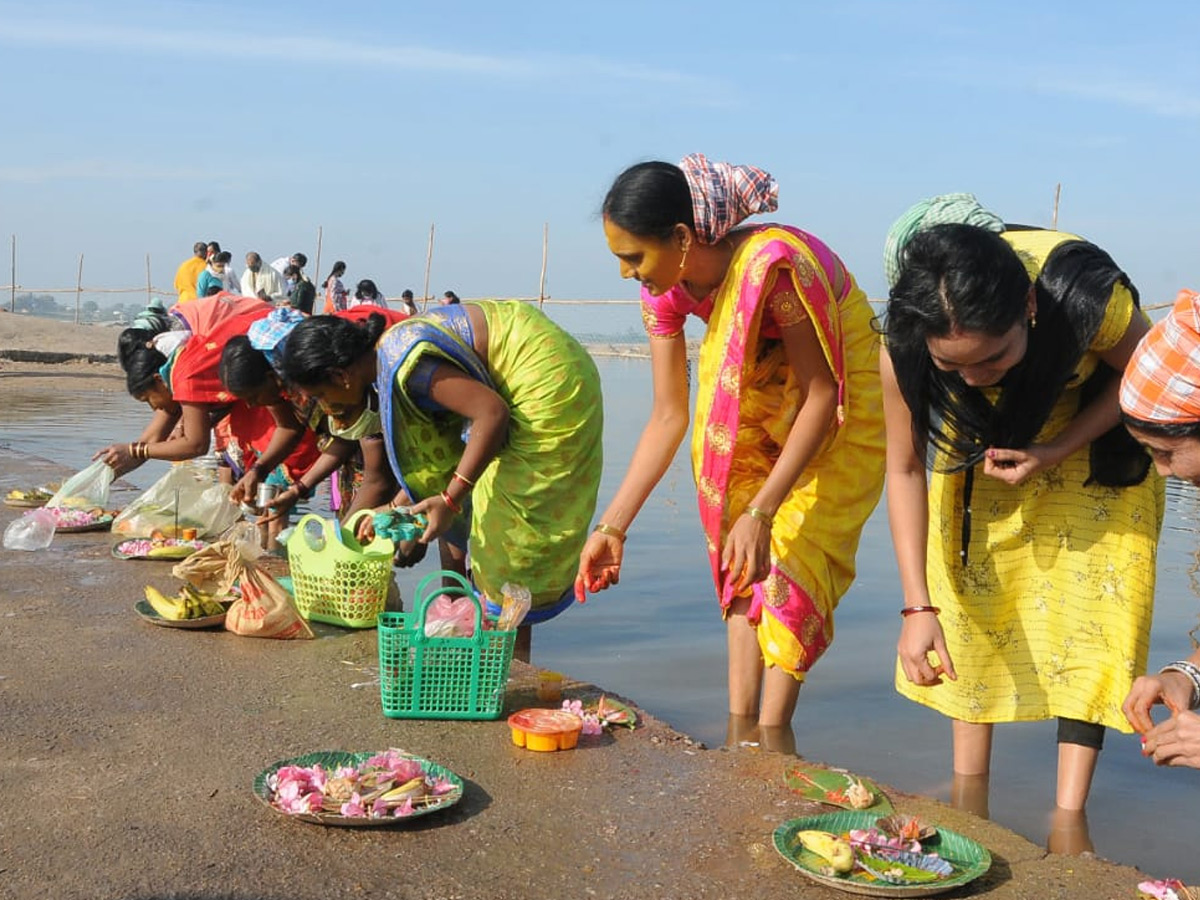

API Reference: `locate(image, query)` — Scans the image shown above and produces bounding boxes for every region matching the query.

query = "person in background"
[441,290,461,305]
[398,289,419,316]
[197,251,237,298]
[581,155,885,753]
[350,279,390,310]
[1120,288,1200,770]
[284,263,316,315]
[322,261,349,313]
[173,241,208,303]
[241,251,285,304]
[880,205,1162,818]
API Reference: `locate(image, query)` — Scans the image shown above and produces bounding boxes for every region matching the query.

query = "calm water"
[2,357,1198,882]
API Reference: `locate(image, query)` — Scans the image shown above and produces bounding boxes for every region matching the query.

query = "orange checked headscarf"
[1120,289,1200,424]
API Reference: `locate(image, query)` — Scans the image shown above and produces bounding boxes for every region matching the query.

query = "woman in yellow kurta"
[881,216,1163,813]
[578,155,885,745]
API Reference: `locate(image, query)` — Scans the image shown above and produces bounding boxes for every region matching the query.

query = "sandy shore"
[0,311,1179,898]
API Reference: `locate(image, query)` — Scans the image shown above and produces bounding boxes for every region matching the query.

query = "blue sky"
[0,0,1197,313]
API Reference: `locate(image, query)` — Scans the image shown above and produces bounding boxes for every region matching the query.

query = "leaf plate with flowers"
[254,749,463,827]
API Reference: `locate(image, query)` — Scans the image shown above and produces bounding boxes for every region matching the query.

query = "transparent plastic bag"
[46,460,114,510]
[112,461,240,539]
[3,509,56,551]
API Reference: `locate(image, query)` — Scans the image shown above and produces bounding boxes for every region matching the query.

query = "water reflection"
[1046,807,1094,856]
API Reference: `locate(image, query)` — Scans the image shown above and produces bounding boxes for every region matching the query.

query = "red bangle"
[440,490,462,514]
[900,605,940,618]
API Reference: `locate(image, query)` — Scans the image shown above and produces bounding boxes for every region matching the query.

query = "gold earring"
[1029,313,1037,329]
[679,245,689,271]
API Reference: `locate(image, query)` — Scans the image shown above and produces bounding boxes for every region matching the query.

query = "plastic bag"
[496,582,532,631]
[423,593,477,638]
[172,522,261,594]
[112,461,240,539]
[219,530,313,639]
[3,509,56,551]
[46,460,114,510]
[226,562,314,640]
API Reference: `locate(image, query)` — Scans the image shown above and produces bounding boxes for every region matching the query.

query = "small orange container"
[508,708,583,752]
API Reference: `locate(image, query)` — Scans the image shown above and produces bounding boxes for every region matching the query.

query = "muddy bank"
[0,449,1176,900]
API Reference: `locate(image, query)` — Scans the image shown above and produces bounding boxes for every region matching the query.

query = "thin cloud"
[1031,75,1200,120]
[0,18,696,87]
[0,159,225,184]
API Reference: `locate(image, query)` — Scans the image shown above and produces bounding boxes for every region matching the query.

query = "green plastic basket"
[286,511,395,629]
[378,571,516,720]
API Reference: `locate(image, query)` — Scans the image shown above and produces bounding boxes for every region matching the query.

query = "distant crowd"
[171,240,463,317]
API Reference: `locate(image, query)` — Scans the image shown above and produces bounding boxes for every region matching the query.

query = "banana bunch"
[144,584,226,620]
[797,830,854,875]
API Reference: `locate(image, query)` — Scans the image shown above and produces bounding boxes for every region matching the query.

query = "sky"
[0,0,1198,317]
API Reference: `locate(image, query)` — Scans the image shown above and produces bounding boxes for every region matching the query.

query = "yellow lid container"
[508,708,583,752]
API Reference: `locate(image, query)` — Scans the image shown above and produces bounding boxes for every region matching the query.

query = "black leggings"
[1057,717,1105,750]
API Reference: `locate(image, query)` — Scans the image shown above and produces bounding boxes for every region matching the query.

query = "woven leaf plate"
[253,750,464,827]
[774,810,991,897]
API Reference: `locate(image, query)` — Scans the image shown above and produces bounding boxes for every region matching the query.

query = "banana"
[181,584,225,617]
[380,777,427,803]
[797,830,854,874]
[144,585,188,621]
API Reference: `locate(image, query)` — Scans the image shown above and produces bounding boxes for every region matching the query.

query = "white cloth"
[241,265,285,302]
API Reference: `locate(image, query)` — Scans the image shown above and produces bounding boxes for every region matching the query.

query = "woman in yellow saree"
[579,155,885,744]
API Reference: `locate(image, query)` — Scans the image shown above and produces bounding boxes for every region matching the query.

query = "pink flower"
[392,798,415,817]
[429,776,456,795]
[340,792,367,817]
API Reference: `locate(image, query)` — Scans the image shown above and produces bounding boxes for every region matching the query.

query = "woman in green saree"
[278,302,603,659]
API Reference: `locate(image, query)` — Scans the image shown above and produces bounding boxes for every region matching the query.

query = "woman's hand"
[898,611,956,686]
[982,444,1061,485]
[408,494,456,544]
[1142,710,1200,768]
[93,443,139,477]
[720,513,772,595]
[575,532,624,602]
[354,509,382,544]
[1123,671,1195,734]
[230,469,260,506]
[392,537,429,568]
[261,484,302,523]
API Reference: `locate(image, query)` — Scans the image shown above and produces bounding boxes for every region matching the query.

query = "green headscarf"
[883,193,1005,289]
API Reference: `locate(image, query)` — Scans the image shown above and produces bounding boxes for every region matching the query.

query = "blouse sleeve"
[764,271,810,330]
[403,356,448,413]
[1090,282,1136,352]
[640,287,688,339]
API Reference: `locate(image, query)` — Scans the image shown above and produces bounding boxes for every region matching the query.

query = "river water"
[1,349,1198,882]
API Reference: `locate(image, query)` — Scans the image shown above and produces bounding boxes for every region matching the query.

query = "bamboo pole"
[75,254,84,324]
[10,235,15,313]
[422,224,435,311]
[538,223,548,309]
[312,226,323,298]
[145,253,152,306]
[1052,183,1061,230]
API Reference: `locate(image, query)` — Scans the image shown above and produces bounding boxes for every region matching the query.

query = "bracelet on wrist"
[1160,660,1200,710]
[593,522,627,542]
[440,490,462,514]
[746,506,774,527]
[294,481,313,500]
[900,605,941,618]
[452,470,475,490]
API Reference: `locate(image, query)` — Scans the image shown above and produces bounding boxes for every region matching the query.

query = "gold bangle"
[593,522,627,542]
[746,506,774,526]
[452,470,475,489]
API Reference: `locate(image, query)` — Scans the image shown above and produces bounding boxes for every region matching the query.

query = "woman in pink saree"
[578,155,885,745]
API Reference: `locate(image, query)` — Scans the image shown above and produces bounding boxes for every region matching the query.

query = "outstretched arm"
[881,348,956,685]
[576,334,690,597]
